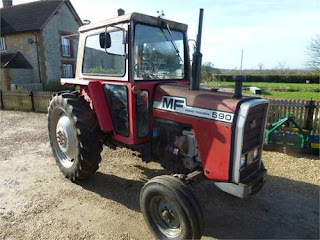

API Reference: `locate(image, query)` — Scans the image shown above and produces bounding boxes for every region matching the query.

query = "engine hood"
[153,83,253,124]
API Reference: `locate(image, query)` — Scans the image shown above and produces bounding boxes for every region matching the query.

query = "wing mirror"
[99,26,127,56]
[99,32,111,49]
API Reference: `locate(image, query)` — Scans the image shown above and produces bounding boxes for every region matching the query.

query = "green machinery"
[264,113,320,152]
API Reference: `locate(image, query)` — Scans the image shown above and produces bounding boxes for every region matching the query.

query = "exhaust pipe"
[233,75,245,99]
[190,9,204,91]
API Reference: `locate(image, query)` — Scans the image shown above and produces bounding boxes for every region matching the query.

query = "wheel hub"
[54,115,77,168]
[56,130,67,148]
[161,208,179,227]
[162,209,172,220]
[150,197,181,237]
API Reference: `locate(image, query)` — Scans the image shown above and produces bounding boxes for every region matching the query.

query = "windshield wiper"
[160,22,183,63]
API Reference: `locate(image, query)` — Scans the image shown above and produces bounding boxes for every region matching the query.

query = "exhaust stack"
[190,9,204,91]
[233,75,245,99]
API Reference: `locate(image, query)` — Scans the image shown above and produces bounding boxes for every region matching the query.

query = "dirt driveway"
[0,110,319,240]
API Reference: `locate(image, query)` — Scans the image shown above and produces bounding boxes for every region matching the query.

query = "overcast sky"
[2,0,319,69]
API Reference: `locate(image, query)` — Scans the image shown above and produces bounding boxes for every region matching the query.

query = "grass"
[202,81,320,100]
[216,82,319,92]
[243,90,320,100]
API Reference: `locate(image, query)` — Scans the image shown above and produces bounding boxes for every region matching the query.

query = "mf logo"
[250,119,257,129]
[162,96,185,110]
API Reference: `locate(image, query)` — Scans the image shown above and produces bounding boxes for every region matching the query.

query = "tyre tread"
[140,175,204,240]
[48,91,102,181]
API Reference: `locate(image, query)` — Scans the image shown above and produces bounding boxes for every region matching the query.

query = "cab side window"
[137,91,149,138]
[83,31,125,76]
[104,84,129,137]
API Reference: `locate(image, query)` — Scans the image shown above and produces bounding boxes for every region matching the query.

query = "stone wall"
[4,32,41,84]
[42,3,80,83]
[0,68,42,91]
[2,2,80,89]
[0,69,8,90]
[9,69,34,84]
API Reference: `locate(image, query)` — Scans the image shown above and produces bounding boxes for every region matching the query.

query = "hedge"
[213,74,319,84]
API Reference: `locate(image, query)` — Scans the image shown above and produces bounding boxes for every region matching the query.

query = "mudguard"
[87,81,114,132]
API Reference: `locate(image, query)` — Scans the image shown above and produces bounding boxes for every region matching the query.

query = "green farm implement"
[264,113,320,153]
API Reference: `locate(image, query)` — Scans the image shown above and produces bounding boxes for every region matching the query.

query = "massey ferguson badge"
[154,96,234,123]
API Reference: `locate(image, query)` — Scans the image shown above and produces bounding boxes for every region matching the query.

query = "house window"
[62,63,73,78]
[0,37,6,50]
[61,36,71,57]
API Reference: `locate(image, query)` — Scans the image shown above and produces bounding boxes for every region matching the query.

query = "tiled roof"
[0,0,81,35]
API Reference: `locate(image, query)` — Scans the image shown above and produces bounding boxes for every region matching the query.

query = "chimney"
[2,0,12,7]
[118,8,125,16]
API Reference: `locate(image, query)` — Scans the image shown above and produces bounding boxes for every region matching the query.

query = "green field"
[203,81,320,100]
[243,90,320,100]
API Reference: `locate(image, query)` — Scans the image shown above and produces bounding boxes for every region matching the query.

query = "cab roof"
[79,12,188,33]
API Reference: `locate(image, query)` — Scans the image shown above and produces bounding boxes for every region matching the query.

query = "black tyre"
[48,92,102,181]
[140,175,204,240]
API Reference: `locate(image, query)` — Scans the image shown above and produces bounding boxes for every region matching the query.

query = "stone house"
[0,0,82,90]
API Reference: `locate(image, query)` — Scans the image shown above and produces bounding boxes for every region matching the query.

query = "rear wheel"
[48,92,102,181]
[140,175,203,240]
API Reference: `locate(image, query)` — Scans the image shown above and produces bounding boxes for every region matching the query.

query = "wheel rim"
[51,108,77,168]
[150,196,182,238]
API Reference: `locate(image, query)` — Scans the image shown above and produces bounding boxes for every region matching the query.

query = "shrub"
[212,74,319,84]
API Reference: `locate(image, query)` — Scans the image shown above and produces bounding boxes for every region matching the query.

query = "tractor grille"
[242,103,268,154]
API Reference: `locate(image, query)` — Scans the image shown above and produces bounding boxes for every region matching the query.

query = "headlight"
[241,155,246,168]
[247,147,259,165]
[253,147,259,159]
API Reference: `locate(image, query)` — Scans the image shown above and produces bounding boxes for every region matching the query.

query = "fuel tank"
[152,83,247,182]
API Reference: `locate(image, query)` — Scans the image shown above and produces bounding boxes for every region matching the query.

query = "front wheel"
[140,175,204,240]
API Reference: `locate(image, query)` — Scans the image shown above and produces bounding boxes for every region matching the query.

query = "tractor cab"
[77,12,189,81]
[63,13,191,145]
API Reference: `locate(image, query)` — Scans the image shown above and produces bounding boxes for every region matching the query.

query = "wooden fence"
[268,99,320,133]
[0,90,319,132]
[0,90,54,113]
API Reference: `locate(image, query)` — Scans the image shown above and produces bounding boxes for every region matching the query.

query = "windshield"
[134,24,185,80]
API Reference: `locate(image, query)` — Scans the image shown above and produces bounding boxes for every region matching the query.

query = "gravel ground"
[0,110,319,239]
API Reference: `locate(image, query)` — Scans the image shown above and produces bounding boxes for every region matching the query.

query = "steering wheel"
[135,60,155,79]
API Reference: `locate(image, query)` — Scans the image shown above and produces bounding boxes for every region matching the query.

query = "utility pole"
[240,49,243,74]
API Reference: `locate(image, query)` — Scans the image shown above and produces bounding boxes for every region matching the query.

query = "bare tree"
[202,61,214,69]
[257,62,264,73]
[274,61,287,74]
[306,35,320,71]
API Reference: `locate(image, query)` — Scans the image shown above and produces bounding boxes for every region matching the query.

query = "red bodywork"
[78,79,241,182]
[153,84,241,181]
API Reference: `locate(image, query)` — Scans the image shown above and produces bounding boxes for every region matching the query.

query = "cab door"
[80,24,135,144]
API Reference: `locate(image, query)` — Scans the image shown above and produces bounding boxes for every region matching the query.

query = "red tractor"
[48,9,269,239]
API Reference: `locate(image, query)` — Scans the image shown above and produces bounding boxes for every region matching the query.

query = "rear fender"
[83,81,113,132]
